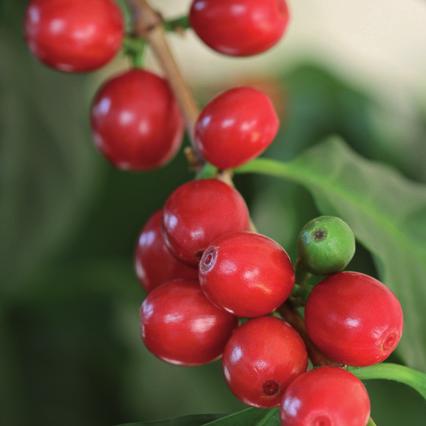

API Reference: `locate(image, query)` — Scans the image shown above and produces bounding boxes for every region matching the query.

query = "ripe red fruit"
[135,210,198,293]
[200,232,294,317]
[163,179,250,265]
[91,69,183,171]
[140,279,237,366]
[24,0,124,72]
[305,272,404,366]
[195,87,279,169]
[223,317,307,408]
[190,0,290,57]
[281,367,371,426]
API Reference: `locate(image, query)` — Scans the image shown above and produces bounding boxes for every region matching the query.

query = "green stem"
[131,48,145,68]
[164,15,191,32]
[196,163,218,180]
[295,258,312,286]
[367,418,377,426]
[290,284,310,307]
[289,258,313,306]
[349,363,426,399]
[123,36,146,68]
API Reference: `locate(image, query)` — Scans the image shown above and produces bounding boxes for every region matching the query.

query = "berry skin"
[297,216,355,275]
[163,179,250,265]
[91,69,183,171]
[190,0,290,57]
[305,272,404,366]
[223,317,307,408]
[200,232,294,317]
[195,87,279,169]
[24,0,124,72]
[281,367,371,426]
[140,279,237,366]
[135,210,198,293]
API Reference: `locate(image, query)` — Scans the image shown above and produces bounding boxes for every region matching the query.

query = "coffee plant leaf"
[0,32,100,294]
[117,409,280,426]
[203,408,279,425]
[350,363,426,400]
[117,414,222,426]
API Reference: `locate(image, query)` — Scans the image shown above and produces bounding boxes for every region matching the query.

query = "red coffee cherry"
[200,232,294,317]
[305,272,404,366]
[140,279,237,366]
[281,367,371,426]
[163,179,250,265]
[24,0,124,72]
[190,0,290,57]
[223,317,307,408]
[91,69,183,171]
[195,87,279,169]
[135,210,198,293]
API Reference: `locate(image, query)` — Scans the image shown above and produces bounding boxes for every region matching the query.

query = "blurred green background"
[1,1,425,425]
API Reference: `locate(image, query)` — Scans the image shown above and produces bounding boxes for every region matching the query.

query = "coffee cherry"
[24,0,124,72]
[190,0,290,57]
[135,210,198,293]
[223,317,307,408]
[140,279,237,366]
[305,272,403,366]
[91,69,183,171]
[281,367,370,426]
[163,179,250,265]
[200,232,294,317]
[297,216,355,275]
[195,87,279,169]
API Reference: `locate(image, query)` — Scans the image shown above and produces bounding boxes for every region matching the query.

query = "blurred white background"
[147,0,426,104]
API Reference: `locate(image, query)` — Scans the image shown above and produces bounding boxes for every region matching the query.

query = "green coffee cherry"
[297,216,355,275]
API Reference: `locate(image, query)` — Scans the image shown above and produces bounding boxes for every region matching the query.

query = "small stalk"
[164,15,190,33]
[123,36,146,68]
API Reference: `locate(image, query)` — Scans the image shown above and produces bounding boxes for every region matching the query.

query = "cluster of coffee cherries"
[24,0,288,170]
[136,189,403,424]
[24,1,404,425]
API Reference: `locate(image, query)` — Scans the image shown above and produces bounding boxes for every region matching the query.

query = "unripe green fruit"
[297,216,355,275]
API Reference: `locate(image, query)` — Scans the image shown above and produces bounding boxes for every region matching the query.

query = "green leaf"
[365,379,425,425]
[204,408,279,425]
[274,63,426,183]
[164,15,191,32]
[236,137,426,370]
[117,414,222,426]
[367,418,377,426]
[350,363,426,400]
[116,409,280,426]
[0,32,100,294]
